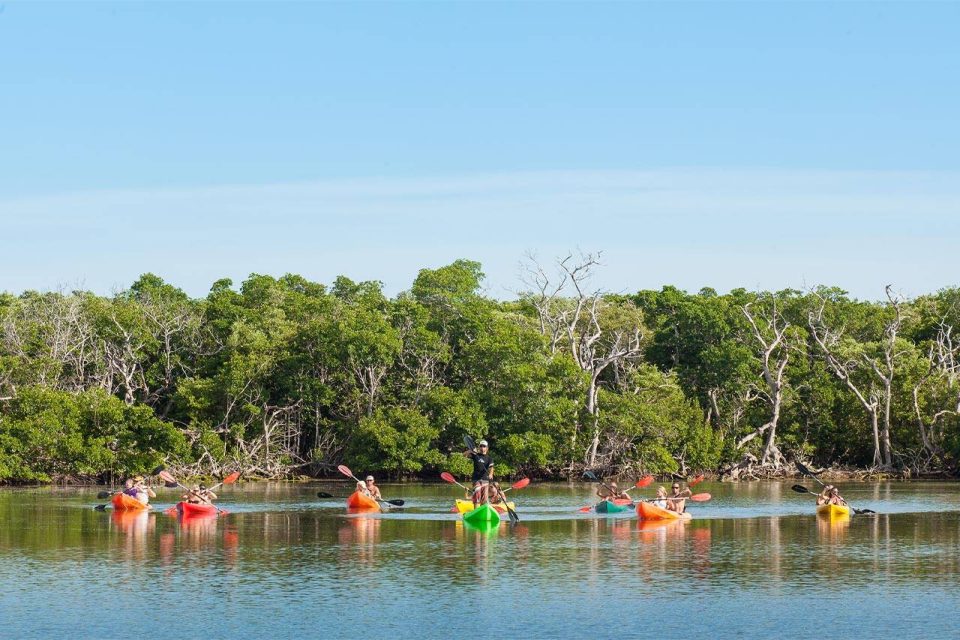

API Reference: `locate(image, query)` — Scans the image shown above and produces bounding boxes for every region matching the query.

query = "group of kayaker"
[597,480,694,514]
[119,477,218,506]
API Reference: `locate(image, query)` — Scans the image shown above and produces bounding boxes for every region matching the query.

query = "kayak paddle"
[441,471,473,493]
[790,484,875,515]
[637,492,711,503]
[795,461,876,514]
[336,465,405,507]
[578,475,653,512]
[688,474,706,487]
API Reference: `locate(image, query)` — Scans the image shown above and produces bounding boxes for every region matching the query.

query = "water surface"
[1,481,958,638]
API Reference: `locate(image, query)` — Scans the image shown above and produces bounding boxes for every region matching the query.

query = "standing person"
[667,481,692,513]
[356,475,382,500]
[132,476,156,505]
[464,439,494,504]
[816,485,845,506]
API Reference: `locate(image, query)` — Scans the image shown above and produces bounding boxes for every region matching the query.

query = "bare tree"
[521,251,643,467]
[808,286,908,468]
[912,321,960,465]
[737,297,791,467]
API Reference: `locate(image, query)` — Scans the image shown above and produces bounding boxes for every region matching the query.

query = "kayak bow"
[111,493,150,511]
[637,501,692,521]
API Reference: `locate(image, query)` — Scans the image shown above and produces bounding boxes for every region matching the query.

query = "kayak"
[636,501,691,521]
[346,491,380,510]
[176,501,218,516]
[112,492,150,511]
[462,502,501,527]
[596,499,633,514]
[454,499,516,514]
[817,503,850,518]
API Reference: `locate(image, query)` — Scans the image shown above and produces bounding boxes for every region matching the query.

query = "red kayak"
[176,501,218,516]
[346,491,380,510]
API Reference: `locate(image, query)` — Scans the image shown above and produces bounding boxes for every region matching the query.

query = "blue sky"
[1,2,958,300]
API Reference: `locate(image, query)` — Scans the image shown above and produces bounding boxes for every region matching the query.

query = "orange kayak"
[636,501,691,521]
[111,492,149,511]
[346,491,380,510]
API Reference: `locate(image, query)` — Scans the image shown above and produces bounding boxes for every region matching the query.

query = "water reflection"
[3,483,960,639]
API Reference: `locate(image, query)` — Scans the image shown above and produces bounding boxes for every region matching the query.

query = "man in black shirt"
[465,439,495,504]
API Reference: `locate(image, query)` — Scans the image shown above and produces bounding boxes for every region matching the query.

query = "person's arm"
[463,449,475,459]
[146,488,156,498]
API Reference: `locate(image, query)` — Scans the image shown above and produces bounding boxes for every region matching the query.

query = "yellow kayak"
[817,503,851,518]
[454,499,516,514]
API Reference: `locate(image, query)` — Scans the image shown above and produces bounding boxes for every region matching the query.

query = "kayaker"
[816,485,846,506]
[667,482,692,513]
[356,475,382,500]
[122,478,139,498]
[464,439,494,503]
[597,481,630,501]
[132,476,156,505]
[183,484,218,504]
[652,486,669,508]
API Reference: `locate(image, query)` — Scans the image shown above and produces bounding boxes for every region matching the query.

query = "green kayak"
[595,500,632,514]
[463,502,501,527]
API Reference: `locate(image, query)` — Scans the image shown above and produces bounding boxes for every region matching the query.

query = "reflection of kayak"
[462,502,501,527]
[455,499,516,514]
[596,499,632,514]
[636,501,691,521]
[111,509,150,530]
[177,501,218,516]
[637,518,686,532]
[346,491,380,510]
[816,503,850,518]
[112,493,150,511]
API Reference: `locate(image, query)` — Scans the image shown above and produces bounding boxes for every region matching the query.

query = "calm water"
[2,481,959,639]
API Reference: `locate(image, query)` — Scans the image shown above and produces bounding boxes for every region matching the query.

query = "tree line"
[1,255,958,483]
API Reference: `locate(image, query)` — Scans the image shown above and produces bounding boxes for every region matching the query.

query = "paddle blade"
[337,464,353,478]
[222,471,241,485]
[582,470,598,481]
[316,491,334,498]
[791,484,813,494]
[511,478,530,490]
[689,493,711,502]
[158,470,176,484]
[795,461,816,476]
[94,503,107,511]
[150,465,166,476]
[634,475,654,489]
[688,474,705,487]
[578,505,592,512]
[97,491,112,500]
[386,499,405,506]
[463,435,476,452]
[440,472,457,484]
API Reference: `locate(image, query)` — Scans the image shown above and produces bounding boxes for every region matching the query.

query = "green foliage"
[350,406,444,477]
[2,263,959,481]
